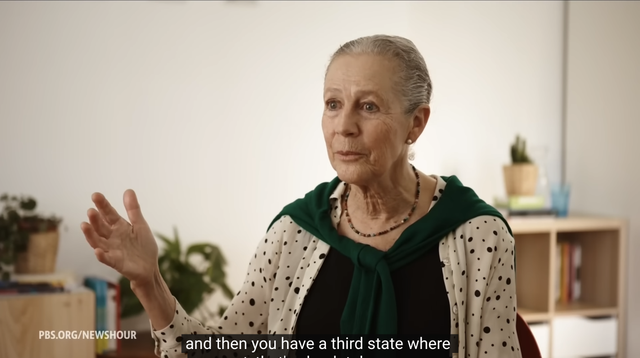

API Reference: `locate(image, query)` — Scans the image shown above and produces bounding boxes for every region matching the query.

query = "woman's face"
[322,54,424,185]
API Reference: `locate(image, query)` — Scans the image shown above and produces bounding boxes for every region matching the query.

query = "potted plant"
[0,194,63,280]
[119,227,234,323]
[503,135,538,196]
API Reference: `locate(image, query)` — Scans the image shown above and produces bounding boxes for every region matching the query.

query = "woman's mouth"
[335,151,364,161]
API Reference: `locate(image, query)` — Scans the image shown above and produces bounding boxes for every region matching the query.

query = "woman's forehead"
[324,54,399,96]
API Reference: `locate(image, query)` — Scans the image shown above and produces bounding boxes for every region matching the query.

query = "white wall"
[0,1,564,322]
[565,2,640,356]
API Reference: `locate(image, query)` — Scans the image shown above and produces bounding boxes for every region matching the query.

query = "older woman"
[82,35,522,358]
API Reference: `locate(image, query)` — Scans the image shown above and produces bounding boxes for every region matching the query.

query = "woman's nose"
[335,110,359,137]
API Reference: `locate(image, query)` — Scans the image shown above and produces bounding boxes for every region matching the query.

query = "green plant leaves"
[510,135,533,164]
[218,281,235,300]
[187,243,234,300]
[0,246,15,265]
[119,226,232,320]
[19,198,37,211]
[0,193,63,269]
[7,210,19,222]
[119,276,145,318]
[156,231,181,262]
[15,232,29,252]
[217,305,227,318]
[166,266,213,314]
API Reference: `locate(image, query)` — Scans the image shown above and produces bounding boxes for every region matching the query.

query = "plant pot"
[503,163,538,196]
[15,230,59,274]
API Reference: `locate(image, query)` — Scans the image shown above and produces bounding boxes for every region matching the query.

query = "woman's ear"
[409,105,430,142]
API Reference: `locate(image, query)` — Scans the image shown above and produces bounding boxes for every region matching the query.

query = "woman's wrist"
[130,268,163,294]
[131,269,176,330]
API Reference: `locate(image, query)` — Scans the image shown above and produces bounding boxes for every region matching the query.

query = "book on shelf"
[84,277,121,355]
[11,271,79,291]
[494,195,556,220]
[494,196,556,221]
[572,244,582,300]
[556,242,582,304]
[494,195,546,210]
[508,208,556,220]
[0,281,65,295]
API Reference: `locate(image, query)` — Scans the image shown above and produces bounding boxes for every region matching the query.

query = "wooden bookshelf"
[510,216,627,358]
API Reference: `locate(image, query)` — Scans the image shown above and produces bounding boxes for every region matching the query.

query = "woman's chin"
[333,163,371,184]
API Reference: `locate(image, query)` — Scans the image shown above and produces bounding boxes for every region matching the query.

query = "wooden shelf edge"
[554,306,618,317]
[518,308,551,323]
[519,304,618,322]
[510,216,626,235]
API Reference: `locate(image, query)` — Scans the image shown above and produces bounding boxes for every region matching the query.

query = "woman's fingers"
[91,192,123,226]
[81,221,109,250]
[94,248,115,269]
[87,208,112,238]
[95,248,125,273]
[86,190,154,280]
[123,189,147,226]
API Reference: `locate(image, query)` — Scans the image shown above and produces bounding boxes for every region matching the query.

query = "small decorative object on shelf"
[0,194,63,279]
[503,134,539,196]
[550,183,571,217]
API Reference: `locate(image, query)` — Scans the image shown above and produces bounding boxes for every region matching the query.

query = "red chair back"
[516,312,543,358]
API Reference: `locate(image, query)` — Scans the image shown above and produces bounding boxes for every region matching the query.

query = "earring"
[406,139,413,144]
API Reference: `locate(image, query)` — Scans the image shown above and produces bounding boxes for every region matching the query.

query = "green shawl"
[267,175,512,335]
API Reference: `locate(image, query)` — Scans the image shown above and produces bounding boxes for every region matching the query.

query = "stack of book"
[556,242,582,304]
[0,281,64,294]
[84,277,121,355]
[11,271,79,290]
[0,271,78,295]
[494,195,556,220]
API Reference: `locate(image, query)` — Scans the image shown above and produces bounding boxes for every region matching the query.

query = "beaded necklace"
[342,164,421,237]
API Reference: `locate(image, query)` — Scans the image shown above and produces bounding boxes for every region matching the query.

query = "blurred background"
[0,1,637,358]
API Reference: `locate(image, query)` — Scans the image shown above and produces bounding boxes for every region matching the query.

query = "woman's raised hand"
[81,189,159,286]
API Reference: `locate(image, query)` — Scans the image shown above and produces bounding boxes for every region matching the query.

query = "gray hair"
[326,34,433,116]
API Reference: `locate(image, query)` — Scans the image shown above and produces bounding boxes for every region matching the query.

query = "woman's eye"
[327,101,339,110]
[363,103,378,112]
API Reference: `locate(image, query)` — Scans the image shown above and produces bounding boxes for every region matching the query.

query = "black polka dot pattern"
[440,214,521,357]
[150,176,521,357]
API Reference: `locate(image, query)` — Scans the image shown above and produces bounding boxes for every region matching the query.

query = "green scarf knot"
[355,245,385,270]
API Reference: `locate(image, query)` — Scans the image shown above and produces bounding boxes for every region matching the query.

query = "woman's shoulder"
[266,177,345,232]
[452,215,515,252]
[266,215,307,240]
[264,215,321,249]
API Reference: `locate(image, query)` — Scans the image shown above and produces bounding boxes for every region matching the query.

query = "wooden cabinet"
[511,216,627,358]
[0,288,95,358]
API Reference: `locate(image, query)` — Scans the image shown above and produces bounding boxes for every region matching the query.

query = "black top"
[296,242,451,335]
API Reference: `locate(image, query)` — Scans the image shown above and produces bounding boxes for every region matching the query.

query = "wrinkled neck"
[347,164,418,222]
